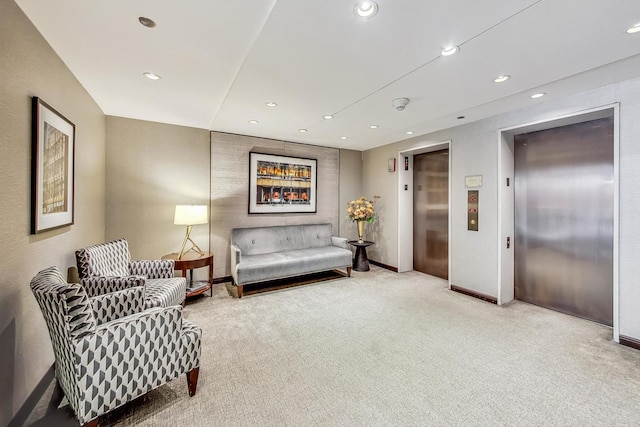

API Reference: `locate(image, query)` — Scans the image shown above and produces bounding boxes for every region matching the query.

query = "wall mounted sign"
[248,152,317,214]
[465,175,483,188]
[31,97,75,234]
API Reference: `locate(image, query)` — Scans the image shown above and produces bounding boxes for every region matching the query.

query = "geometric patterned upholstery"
[30,266,202,426]
[76,238,186,308]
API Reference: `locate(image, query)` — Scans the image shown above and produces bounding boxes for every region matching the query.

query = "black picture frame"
[248,152,317,214]
[31,97,75,234]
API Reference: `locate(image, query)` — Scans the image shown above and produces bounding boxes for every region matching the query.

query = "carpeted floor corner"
[30,267,640,426]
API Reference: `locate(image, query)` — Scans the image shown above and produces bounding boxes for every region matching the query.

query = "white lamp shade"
[174,205,208,225]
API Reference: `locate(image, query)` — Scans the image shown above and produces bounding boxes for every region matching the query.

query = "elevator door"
[514,117,613,326]
[413,150,448,279]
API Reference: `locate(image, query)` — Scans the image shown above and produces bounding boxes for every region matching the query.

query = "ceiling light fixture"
[531,92,546,99]
[493,75,511,83]
[441,45,459,56]
[143,72,161,80]
[138,17,156,28]
[299,129,308,133]
[626,23,640,34]
[249,120,259,124]
[265,101,277,107]
[323,114,334,120]
[354,1,378,18]
[340,136,348,140]
[370,125,379,129]
[406,131,414,135]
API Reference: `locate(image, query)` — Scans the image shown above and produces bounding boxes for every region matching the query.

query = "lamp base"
[177,225,205,259]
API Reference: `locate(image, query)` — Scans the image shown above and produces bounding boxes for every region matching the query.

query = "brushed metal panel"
[413,150,449,279]
[514,117,613,326]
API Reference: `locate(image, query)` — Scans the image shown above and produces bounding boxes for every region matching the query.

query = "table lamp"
[174,204,208,259]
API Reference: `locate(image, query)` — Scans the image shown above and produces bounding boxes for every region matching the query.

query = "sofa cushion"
[301,223,333,248]
[231,224,334,256]
[235,246,352,285]
[145,277,186,308]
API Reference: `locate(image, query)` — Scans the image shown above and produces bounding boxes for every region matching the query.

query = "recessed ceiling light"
[441,46,459,56]
[299,129,308,133]
[493,75,511,83]
[138,17,156,28]
[340,136,348,140]
[143,72,161,80]
[249,120,259,124]
[531,92,546,99]
[265,102,277,107]
[354,1,378,18]
[370,125,379,129]
[626,23,640,34]
[406,131,414,135]
[323,114,334,120]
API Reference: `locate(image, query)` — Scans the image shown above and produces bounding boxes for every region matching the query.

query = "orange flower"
[346,195,380,223]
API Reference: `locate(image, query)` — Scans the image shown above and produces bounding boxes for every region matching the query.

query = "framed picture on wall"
[31,97,75,234]
[248,152,317,214]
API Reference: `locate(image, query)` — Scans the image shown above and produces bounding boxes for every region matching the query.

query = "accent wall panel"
[210,132,339,278]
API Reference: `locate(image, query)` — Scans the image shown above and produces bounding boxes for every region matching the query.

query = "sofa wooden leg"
[82,419,98,427]
[237,285,244,298]
[347,267,352,277]
[186,367,200,397]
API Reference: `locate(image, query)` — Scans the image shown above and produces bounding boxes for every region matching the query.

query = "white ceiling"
[15,0,640,151]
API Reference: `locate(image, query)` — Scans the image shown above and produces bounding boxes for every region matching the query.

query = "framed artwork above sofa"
[248,152,317,214]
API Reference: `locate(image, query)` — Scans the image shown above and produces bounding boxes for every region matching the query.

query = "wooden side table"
[348,241,374,272]
[162,252,213,298]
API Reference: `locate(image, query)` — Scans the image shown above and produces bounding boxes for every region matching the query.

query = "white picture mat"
[249,152,317,214]
[34,99,74,232]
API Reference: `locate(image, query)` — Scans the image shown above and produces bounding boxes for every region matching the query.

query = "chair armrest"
[230,244,242,265]
[230,244,242,284]
[79,276,145,298]
[181,320,202,372]
[130,259,174,279]
[89,287,145,325]
[331,236,349,250]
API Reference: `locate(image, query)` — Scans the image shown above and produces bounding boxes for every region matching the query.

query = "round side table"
[162,252,214,298]
[348,241,374,272]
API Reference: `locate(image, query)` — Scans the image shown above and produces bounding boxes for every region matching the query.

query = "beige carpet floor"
[30,266,640,426]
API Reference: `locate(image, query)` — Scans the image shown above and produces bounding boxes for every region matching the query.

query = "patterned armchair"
[30,266,202,427]
[76,238,185,309]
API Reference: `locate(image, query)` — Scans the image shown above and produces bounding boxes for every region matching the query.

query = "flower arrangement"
[346,196,380,223]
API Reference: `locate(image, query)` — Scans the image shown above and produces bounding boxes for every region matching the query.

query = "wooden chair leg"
[237,285,244,298]
[347,267,352,277]
[186,367,200,397]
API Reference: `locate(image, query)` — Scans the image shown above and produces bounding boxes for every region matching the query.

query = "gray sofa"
[230,223,352,297]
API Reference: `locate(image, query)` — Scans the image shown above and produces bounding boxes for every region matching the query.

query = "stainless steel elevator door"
[413,150,449,279]
[514,117,614,326]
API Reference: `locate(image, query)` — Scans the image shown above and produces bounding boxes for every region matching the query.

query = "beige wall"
[363,75,640,341]
[338,149,363,241]
[105,117,211,277]
[211,132,340,278]
[0,1,106,423]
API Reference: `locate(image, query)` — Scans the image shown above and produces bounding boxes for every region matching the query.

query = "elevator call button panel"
[468,190,479,231]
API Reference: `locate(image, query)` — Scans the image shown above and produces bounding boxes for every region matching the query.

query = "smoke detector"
[392,97,410,111]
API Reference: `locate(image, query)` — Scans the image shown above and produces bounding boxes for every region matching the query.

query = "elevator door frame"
[497,104,620,341]
[397,141,451,287]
